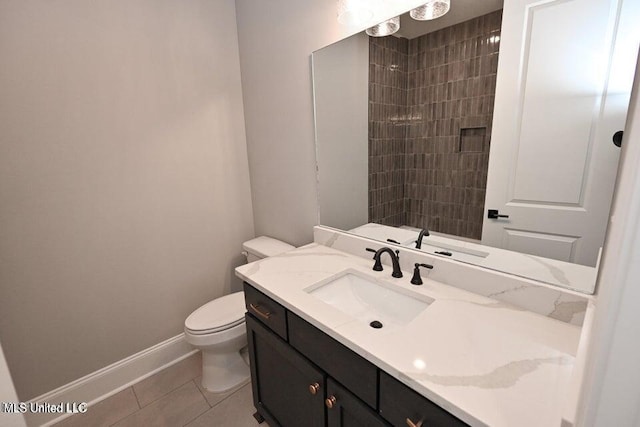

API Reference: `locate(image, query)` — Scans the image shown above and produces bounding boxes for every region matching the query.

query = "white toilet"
[184,236,294,393]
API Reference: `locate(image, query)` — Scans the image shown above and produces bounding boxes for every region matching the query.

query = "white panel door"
[482,0,639,266]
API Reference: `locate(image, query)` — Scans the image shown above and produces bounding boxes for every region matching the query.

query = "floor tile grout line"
[183,402,209,427]
[182,382,250,427]
[131,352,201,409]
[194,379,214,408]
[130,386,142,410]
[110,381,202,427]
[57,356,204,427]
[210,381,252,409]
[104,387,141,427]
[108,397,139,427]
[135,375,199,408]
[109,409,136,427]
[180,380,211,427]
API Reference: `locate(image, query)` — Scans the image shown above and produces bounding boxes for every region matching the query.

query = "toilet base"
[200,349,250,393]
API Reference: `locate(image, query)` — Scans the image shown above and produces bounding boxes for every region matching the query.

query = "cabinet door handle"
[308,382,320,395]
[249,303,271,320]
[406,418,423,427]
[325,395,337,409]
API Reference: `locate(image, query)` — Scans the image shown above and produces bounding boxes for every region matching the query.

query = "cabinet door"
[246,313,325,427]
[288,311,378,408]
[326,378,389,427]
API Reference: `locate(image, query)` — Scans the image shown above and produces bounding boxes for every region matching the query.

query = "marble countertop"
[236,243,581,427]
[350,222,597,294]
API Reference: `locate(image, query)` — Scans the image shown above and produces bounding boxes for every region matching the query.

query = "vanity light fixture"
[337,0,374,25]
[410,0,450,21]
[365,16,400,37]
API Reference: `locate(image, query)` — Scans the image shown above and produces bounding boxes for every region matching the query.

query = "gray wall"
[235,0,358,246]
[235,0,434,246]
[0,0,254,399]
[314,33,369,231]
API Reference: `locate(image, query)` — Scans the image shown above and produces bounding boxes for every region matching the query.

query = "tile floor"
[54,352,265,427]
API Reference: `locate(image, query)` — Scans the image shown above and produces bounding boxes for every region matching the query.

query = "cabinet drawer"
[244,282,288,341]
[379,371,468,427]
[287,311,378,408]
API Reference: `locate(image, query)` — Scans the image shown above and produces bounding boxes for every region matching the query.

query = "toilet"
[184,236,294,393]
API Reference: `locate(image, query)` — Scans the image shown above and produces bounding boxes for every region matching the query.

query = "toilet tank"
[242,236,295,263]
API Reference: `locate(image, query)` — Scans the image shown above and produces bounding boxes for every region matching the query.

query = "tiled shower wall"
[368,36,409,227]
[368,10,502,240]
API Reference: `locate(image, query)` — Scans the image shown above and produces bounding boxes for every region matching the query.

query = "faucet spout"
[366,247,403,278]
[415,228,430,249]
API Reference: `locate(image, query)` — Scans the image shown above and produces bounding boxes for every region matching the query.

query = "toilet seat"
[185,291,246,335]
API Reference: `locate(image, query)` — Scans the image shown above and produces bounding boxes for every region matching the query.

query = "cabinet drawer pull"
[308,382,320,395]
[249,303,271,320]
[406,418,423,427]
[325,395,337,409]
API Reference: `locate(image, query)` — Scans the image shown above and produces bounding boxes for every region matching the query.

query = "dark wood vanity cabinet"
[243,282,467,427]
[287,311,378,408]
[245,314,325,427]
[379,371,468,427]
[244,282,288,340]
[326,378,390,427]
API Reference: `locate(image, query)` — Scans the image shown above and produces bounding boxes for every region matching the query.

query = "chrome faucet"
[415,228,430,249]
[365,247,403,278]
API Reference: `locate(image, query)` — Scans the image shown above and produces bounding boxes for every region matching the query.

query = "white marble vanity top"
[350,222,597,294]
[236,243,581,427]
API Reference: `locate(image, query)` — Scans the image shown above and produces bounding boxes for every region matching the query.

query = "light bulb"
[410,0,451,21]
[365,16,400,37]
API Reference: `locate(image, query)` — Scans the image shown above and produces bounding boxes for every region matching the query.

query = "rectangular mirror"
[313,0,640,294]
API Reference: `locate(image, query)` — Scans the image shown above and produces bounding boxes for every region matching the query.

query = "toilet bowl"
[184,236,294,393]
[184,292,249,392]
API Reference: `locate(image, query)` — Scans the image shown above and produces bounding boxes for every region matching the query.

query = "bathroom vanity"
[236,238,583,427]
[244,282,465,426]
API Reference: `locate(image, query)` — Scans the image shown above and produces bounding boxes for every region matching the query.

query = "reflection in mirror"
[313,0,640,294]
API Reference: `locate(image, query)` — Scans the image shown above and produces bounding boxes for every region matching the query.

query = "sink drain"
[369,320,383,329]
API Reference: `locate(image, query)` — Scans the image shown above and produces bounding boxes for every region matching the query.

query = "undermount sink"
[305,271,432,330]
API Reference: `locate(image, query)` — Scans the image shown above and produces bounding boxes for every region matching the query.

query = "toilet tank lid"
[242,236,295,258]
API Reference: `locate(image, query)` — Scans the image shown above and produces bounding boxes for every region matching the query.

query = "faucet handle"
[390,250,402,278]
[410,263,434,285]
[365,247,383,271]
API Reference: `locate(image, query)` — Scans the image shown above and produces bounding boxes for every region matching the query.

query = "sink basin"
[306,271,432,330]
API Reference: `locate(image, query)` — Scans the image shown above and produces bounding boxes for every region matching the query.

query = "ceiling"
[394,0,504,39]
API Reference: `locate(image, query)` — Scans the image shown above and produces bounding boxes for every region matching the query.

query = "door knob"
[613,130,623,147]
[488,209,509,219]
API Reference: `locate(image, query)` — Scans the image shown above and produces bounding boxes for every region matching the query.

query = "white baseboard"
[25,334,197,427]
